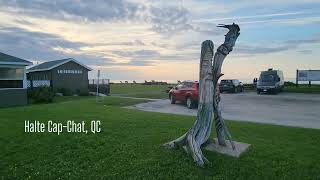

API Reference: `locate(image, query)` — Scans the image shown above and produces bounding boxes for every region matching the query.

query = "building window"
[0,67,24,88]
[0,80,23,88]
[0,67,24,80]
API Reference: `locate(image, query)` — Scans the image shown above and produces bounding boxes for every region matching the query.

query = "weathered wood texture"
[163,23,240,167]
[213,23,240,148]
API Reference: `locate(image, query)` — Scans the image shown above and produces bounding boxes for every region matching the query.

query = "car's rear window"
[221,80,232,83]
[184,82,194,87]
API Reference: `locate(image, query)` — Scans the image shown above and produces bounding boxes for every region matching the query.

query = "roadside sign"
[297,70,320,81]
[296,69,320,87]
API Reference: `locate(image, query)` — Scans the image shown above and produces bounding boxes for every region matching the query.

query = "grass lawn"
[110,84,171,99]
[1,96,320,179]
[284,84,320,94]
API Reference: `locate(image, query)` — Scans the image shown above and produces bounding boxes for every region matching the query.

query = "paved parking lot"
[127,92,320,129]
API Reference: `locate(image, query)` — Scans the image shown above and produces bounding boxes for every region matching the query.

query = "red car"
[168,81,199,109]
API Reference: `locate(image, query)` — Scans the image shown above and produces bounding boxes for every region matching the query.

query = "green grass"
[109,84,320,99]
[284,84,320,94]
[53,96,149,106]
[110,84,171,99]
[53,96,93,103]
[1,97,320,179]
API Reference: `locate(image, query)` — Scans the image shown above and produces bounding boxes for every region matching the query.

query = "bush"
[28,86,55,104]
[75,89,89,96]
[88,84,110,95]
[284,81,296,86]
[79,90,89,96]
[54,88,72,96]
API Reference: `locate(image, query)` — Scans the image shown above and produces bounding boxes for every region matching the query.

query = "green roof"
[0,52,32,66]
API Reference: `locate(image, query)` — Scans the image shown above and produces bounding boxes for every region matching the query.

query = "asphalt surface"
[126,92,320,129]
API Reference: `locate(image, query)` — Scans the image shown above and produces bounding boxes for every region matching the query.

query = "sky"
[0,0,319,83]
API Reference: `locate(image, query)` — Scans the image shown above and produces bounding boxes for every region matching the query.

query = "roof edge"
[27,58,92,72]
[70,58,93,71]
[0,61,33,66]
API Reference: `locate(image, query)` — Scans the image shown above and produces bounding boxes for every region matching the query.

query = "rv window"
[260,75,275,82]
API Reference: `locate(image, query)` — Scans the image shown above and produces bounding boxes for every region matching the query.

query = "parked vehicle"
[219,79,244,93]
[168,81,199,109]
[257,68,284,94]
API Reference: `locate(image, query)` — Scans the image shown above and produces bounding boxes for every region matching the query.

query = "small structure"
[27,58,92,94]
[0,52,32,107]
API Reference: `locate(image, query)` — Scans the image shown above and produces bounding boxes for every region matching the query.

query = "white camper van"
[257,68,284,94]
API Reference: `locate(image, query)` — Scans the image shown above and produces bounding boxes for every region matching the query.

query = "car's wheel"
[240,87,244,92]
[186,96,193,109]
[270,89,275,94]
[257,89,260,94]
[170,94,176,104]
[237,87,240,93]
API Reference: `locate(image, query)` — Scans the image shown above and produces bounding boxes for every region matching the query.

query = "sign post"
[96,70,100,103]
[296,69,299,87]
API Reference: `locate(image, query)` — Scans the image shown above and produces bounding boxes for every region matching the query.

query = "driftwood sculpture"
[163,23,240,166]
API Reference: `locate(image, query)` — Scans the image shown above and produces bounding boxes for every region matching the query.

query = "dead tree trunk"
[163,23,240,167]
[213,23,240,147]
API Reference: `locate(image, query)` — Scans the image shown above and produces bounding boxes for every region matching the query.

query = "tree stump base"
[204,138,250,158]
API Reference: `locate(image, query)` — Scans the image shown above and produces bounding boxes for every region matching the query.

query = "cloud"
[237,16,320,25]
[0,26,156,67]
[0,0,319,82]
[88,40,146,48]
[284,38,320,45]
[89,66,144,80]
[0,28,101,66]
[0,26,84,60]
[0,0,194,35]
[124,60,156,66]
[112,49,160,58]
[150,6,193,34]
[194,11,307,22]
[191,21,228,36]
[234,45,291,56]
[298,50,313,54]
[0,0,146,22]
[234,36,320,56]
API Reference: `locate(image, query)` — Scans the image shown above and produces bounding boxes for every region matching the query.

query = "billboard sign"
[297,70,320,81]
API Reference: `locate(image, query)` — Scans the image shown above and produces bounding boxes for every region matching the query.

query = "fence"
[88,79,110,95]
[27,80,51,88]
